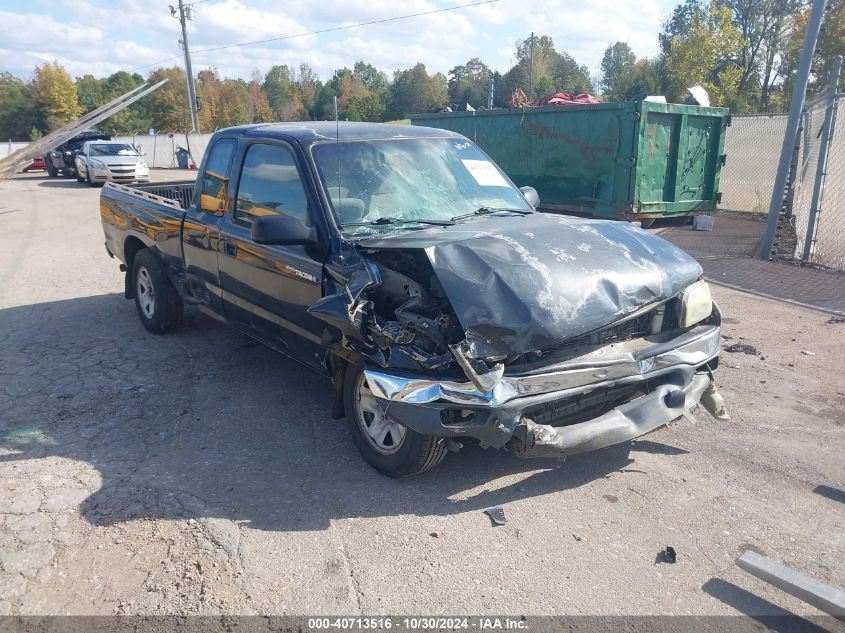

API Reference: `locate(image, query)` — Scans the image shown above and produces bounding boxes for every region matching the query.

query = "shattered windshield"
[312,137,532,235]
[88,143,138,157]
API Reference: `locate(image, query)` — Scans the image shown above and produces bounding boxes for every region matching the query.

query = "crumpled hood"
[360,213,703,358]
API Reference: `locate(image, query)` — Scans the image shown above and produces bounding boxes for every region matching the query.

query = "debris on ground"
[484,506,507,526]
[827,316,845,325]
[573,534,582,542]
[659,547,677,563]
[801,350,816,356]
[723,343,759,355]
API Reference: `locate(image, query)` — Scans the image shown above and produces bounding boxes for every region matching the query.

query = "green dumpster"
[411,101,730,223]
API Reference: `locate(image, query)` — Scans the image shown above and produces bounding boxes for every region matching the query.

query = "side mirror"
[520,186,540,208]
[251,214,316,246]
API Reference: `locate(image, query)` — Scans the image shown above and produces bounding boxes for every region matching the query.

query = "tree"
[501,35,593,102]
[248,72,274,123]
[142,67,191,133]
[75,75,103,113]
[99,71,147,134]
[32,61,82,131]
[295,63,320,118]
[448,57,492,107]
[783,0,845,99]
[387,63,447,120]
[660,0,707,56]
[621,59,664,99]
[263,65,307,121]
[664,3,744,106]
[0,73,37,141]
[717,0,802,111]
[353,61,389,101]
[600,42,637,101]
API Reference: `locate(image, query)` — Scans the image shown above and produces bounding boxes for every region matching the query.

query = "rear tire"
[132,249,183,334]
[344,363,448,477]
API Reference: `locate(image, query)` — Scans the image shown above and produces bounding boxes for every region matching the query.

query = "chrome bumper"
[365,325,720,407]
[362,325,723,454]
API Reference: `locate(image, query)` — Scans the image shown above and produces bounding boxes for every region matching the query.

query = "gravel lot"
[0,171,843,620]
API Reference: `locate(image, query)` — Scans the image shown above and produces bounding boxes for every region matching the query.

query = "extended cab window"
[234,144,309,226]
[199,139,236,213]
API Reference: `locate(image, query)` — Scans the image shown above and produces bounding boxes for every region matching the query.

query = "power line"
[131,0,504,73]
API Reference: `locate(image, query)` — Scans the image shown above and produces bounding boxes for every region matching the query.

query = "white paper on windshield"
[461,159,509,187]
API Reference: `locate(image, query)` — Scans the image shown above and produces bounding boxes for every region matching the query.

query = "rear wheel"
[132,249,183,334]
[344,364,448,477]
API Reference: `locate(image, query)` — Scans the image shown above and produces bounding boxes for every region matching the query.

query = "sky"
[0,0,678,84]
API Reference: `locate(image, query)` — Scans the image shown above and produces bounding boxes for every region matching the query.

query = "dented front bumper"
[363,325,724,457]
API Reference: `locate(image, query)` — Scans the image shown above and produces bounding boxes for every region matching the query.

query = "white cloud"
[1,0,676,86]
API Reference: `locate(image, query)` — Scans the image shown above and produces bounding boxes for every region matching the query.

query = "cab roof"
[215,121,463,147]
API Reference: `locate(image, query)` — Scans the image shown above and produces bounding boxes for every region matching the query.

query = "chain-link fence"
[719,92,845,270]
[807,96,845,269]
[720,114,789,213]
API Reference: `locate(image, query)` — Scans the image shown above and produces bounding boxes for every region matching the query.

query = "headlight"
[137,162,149,170]
[678,280,713,328]
[90,159,106,170]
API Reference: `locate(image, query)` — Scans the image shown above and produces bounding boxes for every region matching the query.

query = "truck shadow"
[36,180,91,189]
[1,293,643,532]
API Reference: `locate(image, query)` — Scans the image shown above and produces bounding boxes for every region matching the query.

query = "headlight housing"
[678,280,713,328]
[90,159,106,170]
[137,162,149,171]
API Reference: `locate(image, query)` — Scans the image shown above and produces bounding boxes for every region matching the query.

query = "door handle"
[223,240,237,256]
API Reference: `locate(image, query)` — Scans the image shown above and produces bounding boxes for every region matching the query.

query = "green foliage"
[601,42,637,101]
[447,57,492,107]
[29,127,42,141]
[501,35,593,102]
[142,67,191,133]
[663,3,744,106]
[0,73,37,141]
[387,63,448,119]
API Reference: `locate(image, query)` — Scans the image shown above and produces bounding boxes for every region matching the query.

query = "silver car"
[75,141,150,186]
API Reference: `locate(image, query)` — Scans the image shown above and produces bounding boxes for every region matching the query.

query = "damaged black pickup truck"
[100,122,728,477]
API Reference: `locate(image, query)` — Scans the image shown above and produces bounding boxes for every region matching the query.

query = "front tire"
[46,161,57,177]
[132,249,183,334]
[344,364,448,477]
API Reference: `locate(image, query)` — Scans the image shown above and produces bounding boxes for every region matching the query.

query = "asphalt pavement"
[0,171,842,621]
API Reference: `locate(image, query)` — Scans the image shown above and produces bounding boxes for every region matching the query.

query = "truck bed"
[100,180,196,270]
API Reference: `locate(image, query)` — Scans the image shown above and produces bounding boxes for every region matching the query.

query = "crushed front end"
[363,317,726,458]
[309,225,728,459]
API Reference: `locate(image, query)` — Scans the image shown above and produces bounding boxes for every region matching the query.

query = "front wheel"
[132,249,183,334]
[344,364,448,477]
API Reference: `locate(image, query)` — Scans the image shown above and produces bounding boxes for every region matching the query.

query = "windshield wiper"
[450,207,533,222]
[341,216,455,228]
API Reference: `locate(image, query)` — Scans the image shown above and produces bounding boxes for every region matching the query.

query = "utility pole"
[172,1,200,133]
[528,32,534,101]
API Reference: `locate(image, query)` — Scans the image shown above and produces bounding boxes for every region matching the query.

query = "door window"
[199,139,236,214]
[234,143,309,226]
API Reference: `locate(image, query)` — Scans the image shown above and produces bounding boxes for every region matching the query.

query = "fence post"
[758,0,827,260]
[802,56,843,261]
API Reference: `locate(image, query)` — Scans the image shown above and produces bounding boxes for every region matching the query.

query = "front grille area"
[523,383,642,427]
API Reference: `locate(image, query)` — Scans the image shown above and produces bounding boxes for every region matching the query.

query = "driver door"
[217,141,326,370]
